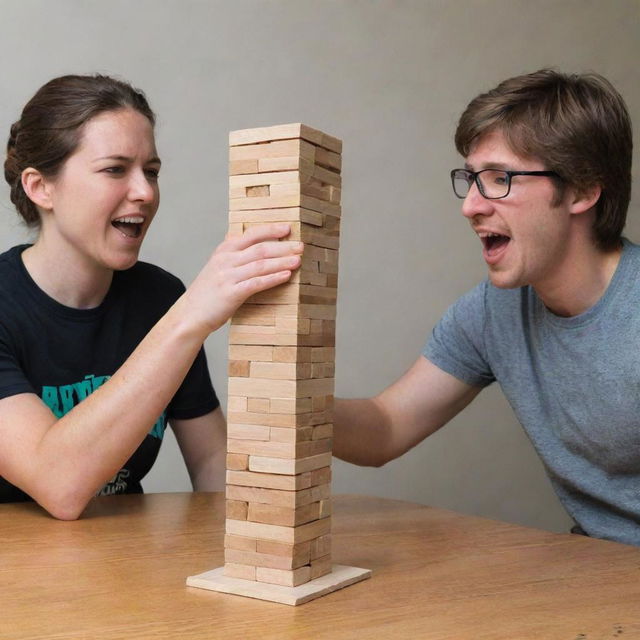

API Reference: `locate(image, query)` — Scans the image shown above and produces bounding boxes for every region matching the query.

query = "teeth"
[114,216,144,224]
[478,232,504,238]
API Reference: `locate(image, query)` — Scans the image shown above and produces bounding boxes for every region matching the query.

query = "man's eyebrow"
[92,154,162,165]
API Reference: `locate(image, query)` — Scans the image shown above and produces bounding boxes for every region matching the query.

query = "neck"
[535,237,622,317]
[22,239,113,309]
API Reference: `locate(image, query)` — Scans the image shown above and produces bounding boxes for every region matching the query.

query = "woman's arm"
[0,224,301,519]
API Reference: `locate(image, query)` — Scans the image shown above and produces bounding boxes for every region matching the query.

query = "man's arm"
[171,407,227,492]
[333,356,482,467]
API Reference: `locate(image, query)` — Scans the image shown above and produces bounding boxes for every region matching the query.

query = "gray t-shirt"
[424,238,640,545]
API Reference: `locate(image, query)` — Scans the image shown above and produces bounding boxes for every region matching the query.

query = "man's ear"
[569,183,602,216]
[21,168,54,212]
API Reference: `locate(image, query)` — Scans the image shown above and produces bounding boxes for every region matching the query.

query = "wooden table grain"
[2,492,639,639]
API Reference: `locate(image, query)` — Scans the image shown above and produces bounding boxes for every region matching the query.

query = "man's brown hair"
[455,69,632,251]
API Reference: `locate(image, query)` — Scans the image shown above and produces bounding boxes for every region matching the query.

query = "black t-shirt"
[0,245,219,503]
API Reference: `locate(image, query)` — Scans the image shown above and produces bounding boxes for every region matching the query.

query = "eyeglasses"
[450,168,562,199]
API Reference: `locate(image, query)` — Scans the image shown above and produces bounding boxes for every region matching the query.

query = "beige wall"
[1,0,638,531]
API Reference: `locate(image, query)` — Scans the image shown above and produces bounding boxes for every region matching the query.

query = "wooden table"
[2,492,639,639]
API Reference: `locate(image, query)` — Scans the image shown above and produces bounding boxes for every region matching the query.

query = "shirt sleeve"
[423,281,495,388]
[0,325,35,400]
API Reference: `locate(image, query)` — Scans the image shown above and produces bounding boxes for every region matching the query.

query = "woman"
[1,74,302,519]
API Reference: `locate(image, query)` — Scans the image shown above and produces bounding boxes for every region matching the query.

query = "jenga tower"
[187,124,370,605]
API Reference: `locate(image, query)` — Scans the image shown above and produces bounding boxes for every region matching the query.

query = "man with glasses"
[333,69,639,545]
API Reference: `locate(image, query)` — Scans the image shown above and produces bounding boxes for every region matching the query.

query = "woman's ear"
[569,183,602,216]
[21,168,54,212]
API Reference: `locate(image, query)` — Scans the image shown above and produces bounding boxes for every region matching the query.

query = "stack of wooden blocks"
[187,123,370,605]
[224,123,342,588]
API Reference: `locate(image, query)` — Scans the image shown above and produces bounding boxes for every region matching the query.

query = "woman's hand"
[181,223,303,336]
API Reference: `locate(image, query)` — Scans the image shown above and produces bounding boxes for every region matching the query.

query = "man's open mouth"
[112,216,144,238]
[479,232,510,256]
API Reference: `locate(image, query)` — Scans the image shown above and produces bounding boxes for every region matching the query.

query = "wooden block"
[224,548,309,571]
[223,562,256,581]
[311,347,335,362]
[228,376,334,399]
[229,207,323,226]
[230,193,303,211]
[310,483,331,504]
[310,467,331,487]
[228,360,250,377]
[310,555,332,580]
[269,426,313,443]
[226,453,249,471]
[231,305,277,325]
[312,163,342,188]
[250,362,312,380]
[226,499,248,520]
[296,438,332,459]
[227,222,244,237]
[229,123,323,148]
[248,501,321,527]
[258,156,315,174]
[247,397,270,413]
[315,147,342,171]
[309,534,331,560]
[227,423,270,441]
[245,185,270,197]
[249,452,332,475]
[225,534,258,552]
[268,397,313,414]
[227,411,305,427]
[320,132,342,154]
[227,485,298,508]
[225,515,331,544]
[312,423,333,440]
[228,345,274,362]
[229,139,316,162]
[228,438,295,459]
[229,159,259,175]
[272,347,311,363]
[227,396,248,412]
[256,539,311,559]
[229,170,303,189]
[227,470,312,491]
[274,316,311,335]
[255,565,311,587]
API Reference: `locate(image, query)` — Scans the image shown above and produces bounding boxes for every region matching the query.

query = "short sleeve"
[0,325,35,400]
[423,282,495,388]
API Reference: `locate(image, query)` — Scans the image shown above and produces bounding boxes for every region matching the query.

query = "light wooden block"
[247,501,322,527]
[227,423,270,441]
[226,515,330,544]
[226,470,312,491]
[225,534,258,552]
[187,565,371,606]
[248,451,332,475]
[229,139,316,162]
[256,565,311,587]
[223,563,256,581]
[228,207,324,226]
[226,453,249,471]
[224,548,309,571]
[228,345,274,361]
[226,499,248,521]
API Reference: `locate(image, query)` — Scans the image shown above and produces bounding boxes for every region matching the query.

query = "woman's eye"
[103,166,125,175]
[145,168,160,180]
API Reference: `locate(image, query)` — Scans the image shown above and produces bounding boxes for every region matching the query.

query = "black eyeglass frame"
[450,168,562,200]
